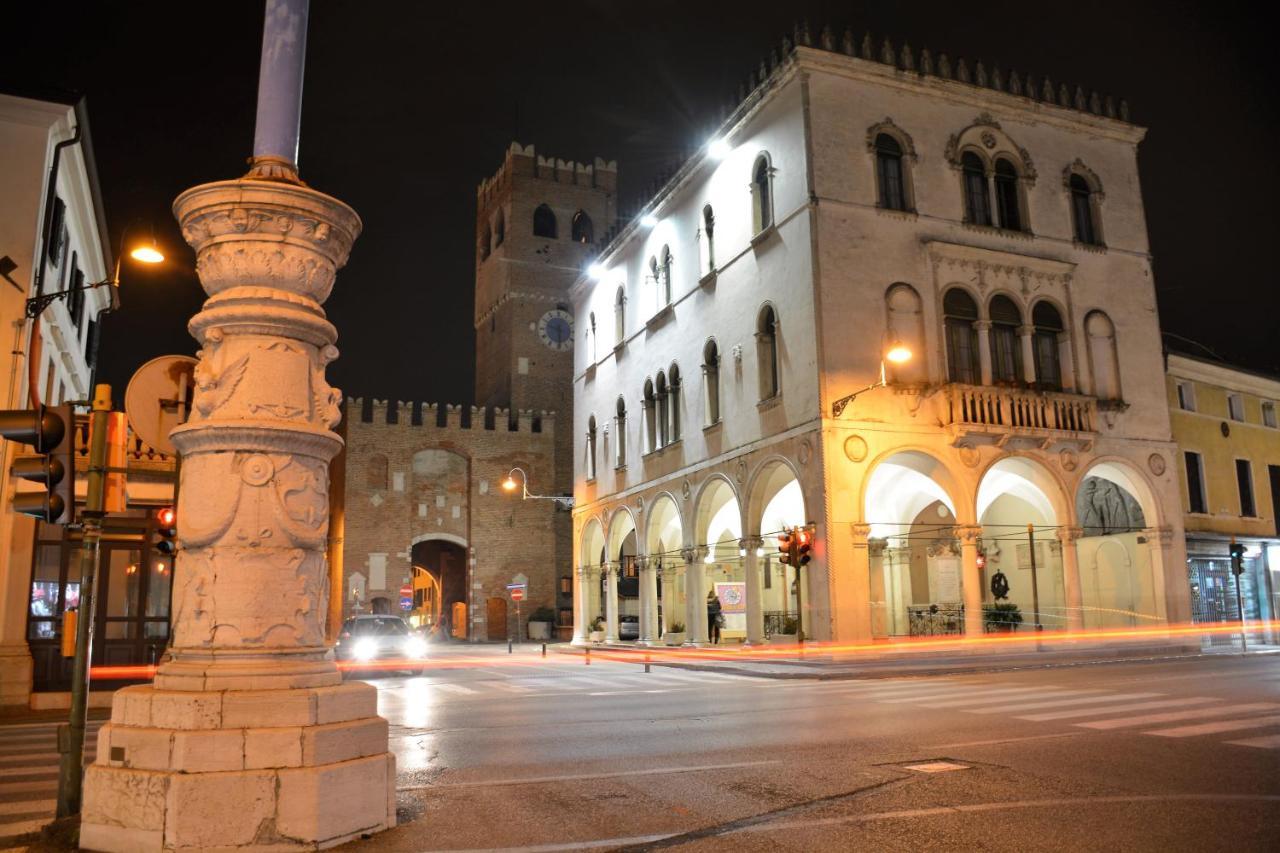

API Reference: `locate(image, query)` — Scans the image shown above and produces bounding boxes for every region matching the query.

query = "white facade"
[0,91,111,706]
[571,43,1189,646]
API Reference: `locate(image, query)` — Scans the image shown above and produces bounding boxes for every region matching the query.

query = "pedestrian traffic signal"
[1,405,74,524]
[154,506,178,555]
[1228,540,1245,576]
[777,530,793,565]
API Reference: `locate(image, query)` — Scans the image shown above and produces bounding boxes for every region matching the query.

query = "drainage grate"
[902,761,969,773]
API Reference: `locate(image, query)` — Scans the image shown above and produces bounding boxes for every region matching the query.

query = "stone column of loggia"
[1056,527,1086,631]
[635,556,651,644]
[639,558,661,644]
[682,547,708,645]
[604,562,620,642]
[974,321,993,386]
[572,566,592,644]
[1018,325,1038,385]
[81,177,396,851]
[742,537,765,645]
[660,564,677,637]
[959,525,986,638]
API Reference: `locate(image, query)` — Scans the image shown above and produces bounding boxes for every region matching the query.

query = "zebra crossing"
[803,675,1280,750]
[0,718,102,846]
[390,667,764,698]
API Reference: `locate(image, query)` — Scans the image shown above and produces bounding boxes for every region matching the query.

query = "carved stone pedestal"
[81,177,395,851]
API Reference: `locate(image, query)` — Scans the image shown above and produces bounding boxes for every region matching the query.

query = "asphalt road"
[364,648,1280,852]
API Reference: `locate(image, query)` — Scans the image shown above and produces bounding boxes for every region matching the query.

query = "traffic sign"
[510,588,525,602]
[400,583,413,597]
[505,582,526,591]
[399,597,413,610]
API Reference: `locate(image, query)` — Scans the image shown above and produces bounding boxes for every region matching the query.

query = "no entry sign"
[510,588,525,602]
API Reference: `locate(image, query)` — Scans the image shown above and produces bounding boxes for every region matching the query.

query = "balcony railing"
[72,415,176,474]
[943,384,1097,442]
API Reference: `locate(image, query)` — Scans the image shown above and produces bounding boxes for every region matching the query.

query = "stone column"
[974,321,993,386]
[1057,332,1076,392]
[683,547,707,644]
[643,559,662,644]
[959,525,985,637]
[82,178,395,849]
[660,564,677,636]
[1056,527,1085,631]
[1018,325,1038,385]
[572,565,590,645]
[604,562,620,642]
[742,537,765,645]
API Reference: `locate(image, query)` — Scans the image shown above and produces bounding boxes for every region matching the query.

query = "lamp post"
[831,340,913,417]
[25,223,164,319]
[502,466,574,510]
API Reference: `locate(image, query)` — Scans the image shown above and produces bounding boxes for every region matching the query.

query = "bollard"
[644,652,650,674]
[508,639,512,654]
[585,646,591,666]
[541,643,546,657]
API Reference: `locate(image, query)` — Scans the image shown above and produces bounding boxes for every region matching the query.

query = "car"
[335,615,428,676]
[618,614,640,641]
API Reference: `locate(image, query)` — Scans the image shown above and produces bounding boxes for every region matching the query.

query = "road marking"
[1225,733,1280,749]
[921,688,1093,709]
[398,759,781,791]
[0,817,49,837]
[1018,697,1219,721]
[1077,702,1280,730]
[879,686,1050,705]
[0,798,55,816]
[929,732,1085,749]
[1147,714,1280,738]
[966,692,1161,714]
[0,766,60,778]
[431,683,478,695]
[0,781,56,795]
[484,682,531,693]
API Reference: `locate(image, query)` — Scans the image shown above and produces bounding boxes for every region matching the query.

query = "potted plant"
[983,602,1024,633]
[588,617,605,643]
[771,615,800,643]
[527,606,555,641]
[663,622,686,646]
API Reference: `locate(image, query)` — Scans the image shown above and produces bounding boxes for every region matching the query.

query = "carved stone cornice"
[1055,526,1084,543]
[957,524,984,544]
[739,536,764,551]
[851,523,872,543]
[681,546,705,563]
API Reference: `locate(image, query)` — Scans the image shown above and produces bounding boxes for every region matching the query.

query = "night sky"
[4,1,1275,404]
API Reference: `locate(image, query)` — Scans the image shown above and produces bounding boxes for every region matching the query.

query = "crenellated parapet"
[348,397,557,434]
[477,141,618,206]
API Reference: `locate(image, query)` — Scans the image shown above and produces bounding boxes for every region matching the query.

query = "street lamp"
[502,466,574,510]
[26,223,164,318]
[831,339,913,418]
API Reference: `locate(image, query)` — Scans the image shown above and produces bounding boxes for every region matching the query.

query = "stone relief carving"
[865,117,919,161]
[844,435,868,463]
[1148,453,1167,477]
[1076,476,1146,536]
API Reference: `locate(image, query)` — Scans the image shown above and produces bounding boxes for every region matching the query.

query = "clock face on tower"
[537,309,574,352]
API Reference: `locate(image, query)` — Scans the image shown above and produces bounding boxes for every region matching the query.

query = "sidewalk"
[556,634,1280,679]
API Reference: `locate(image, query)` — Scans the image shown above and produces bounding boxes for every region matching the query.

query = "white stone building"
[0,89,114,707]
[570,31,1190,646]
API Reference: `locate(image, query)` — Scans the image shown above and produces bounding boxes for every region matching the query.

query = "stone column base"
[80,682,395,852]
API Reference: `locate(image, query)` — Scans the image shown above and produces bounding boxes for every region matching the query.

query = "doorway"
[486,597,508,641]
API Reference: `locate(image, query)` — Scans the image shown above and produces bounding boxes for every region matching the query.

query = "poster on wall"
[714,581,747,634]
[930,556,961,603]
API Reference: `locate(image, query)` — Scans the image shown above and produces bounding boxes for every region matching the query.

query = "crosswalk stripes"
[1147,713,1280,738]
[1076,702,1280,731]
[1226,733,1280,748]
[1018,697,1220,722]
[965,692,1162,714]
[0,719,102,844]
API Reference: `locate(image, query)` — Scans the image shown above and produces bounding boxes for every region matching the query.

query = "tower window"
[494,208,505,247]
[571,210,593,244]
[874,133,908,211]
[1069,174,1100,245]
[533,204,557,238]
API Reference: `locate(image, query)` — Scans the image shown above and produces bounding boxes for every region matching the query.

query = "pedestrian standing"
[707,590,723,644]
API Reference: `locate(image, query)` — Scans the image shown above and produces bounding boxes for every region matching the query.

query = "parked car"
[335,615,428,676]
[619,614,640,641]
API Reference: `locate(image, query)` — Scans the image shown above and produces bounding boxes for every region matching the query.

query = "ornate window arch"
[1030,300,1065,390]
[988,294,1024,384]
[703,338,721,426]
[866,119,917,212]
[756,303,780,400]
[942,288,980,384]
[946,115,1037,231]
[1064,160,1105,246]
[751,152,774,233]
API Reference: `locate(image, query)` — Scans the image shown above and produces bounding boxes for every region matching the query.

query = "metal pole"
[252,0,309,168]
[644,652,650,673]
[1027,524,1042,649]
[1233,537,1248,655]
[56,384,110,818]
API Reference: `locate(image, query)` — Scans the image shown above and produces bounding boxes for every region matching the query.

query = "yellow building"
[1167,352,1280,632]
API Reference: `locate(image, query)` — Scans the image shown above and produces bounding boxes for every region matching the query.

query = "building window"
[586,312,596,362]
[943,288,980,384]
[757,304,779,400]
[586,416,597,480]
[643,379,658,453]
[752,153,773,233]
[533,203,557,238]
[1031,301,1064,391]
[68,255,85,328]
[614,285,625,344]
[993,158,1023,231]
[1085,311,1120,400]
[961,152,991,226]
[494,209,505,247]
[658,245,672,305]
[614,397,627,468]
[668,363,682,442]
[703,339,720,426]
[1069,173,1100,245]
[988,295,1023,384]
[1263,401,1276,428]
[702,204,716,274]
[874,133,907,211]
[1185,451,1207,514]
[46,198,66,270]
[1176,381,1196,412]
[367,454,388,490]
[571,210,593,244]
[655,371,669,448]
[1237,459,1256,517]
[1228,393,1245,422]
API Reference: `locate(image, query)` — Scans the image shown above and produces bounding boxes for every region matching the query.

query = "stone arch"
[580,516,605,568]
[694,474,743,554]
[976,453,1072,527]
[861,447,970,531]
[645,492,685,561]
[410,532,468,549]
[1075,457,1162,533]
[746,455,807,537]
[606,505,639,561]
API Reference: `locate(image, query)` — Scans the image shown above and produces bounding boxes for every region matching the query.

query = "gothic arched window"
[874,134,908,211]
[994,158,1024,231]
[757,305,779,400]
[703,339,721,426]
[614,396,627,467]
[1070,173,1101,245]
[752,153,773,233]
[614,285,626,345]
[586,415,598,480]
[1032,301,1065,391]
[533,203,557,238]
[643,378,658,453]
[961,152,991,226]
[668,363,682,442]
[988,294,1024,384]
[571,210,593,244]
[702,204,716,274]
[943,288,980,384]
[655,371,669,448]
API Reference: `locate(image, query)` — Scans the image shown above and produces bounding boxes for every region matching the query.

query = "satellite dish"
[124,355,198,456]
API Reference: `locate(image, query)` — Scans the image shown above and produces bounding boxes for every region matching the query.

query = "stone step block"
[313,681,378,724]
[301,717,388,766]
[163,767,277,849]
[245,726,304,770]
[222,688,317,729]
[276,753,396,844]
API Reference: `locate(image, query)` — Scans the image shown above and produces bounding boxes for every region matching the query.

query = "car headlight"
[353,638,378,661]
[404,638,427,660]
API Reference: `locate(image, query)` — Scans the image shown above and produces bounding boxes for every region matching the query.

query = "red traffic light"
[158,507,176,527]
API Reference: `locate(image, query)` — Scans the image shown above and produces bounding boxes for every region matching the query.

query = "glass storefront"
[1188,542,1277,646]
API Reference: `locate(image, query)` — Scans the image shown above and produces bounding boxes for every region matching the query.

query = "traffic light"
[796,526,813,567]
[1229,540,1245,576]
[1,405,74,524]
[777,529,793,565]
[154,506,177,555]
